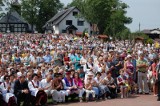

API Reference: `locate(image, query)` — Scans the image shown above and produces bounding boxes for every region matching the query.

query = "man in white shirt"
[40,74,58,104]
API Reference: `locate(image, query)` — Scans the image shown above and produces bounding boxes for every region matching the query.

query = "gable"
[59,8,88,25]
[44,7,87,26]
[54,7,80,25]
[0,11,28,24]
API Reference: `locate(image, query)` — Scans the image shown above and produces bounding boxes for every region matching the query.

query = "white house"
[43,7,91,35]
[142,28,160,39]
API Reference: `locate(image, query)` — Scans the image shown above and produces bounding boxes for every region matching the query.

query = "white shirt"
[28,80,40,96]
[40,79,52,90]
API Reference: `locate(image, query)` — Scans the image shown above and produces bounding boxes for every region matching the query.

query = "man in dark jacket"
[14,72,31,106]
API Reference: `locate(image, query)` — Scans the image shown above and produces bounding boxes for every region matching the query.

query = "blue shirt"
[43,55,52,63]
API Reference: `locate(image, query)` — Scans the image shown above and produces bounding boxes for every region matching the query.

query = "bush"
[146,38,154,44]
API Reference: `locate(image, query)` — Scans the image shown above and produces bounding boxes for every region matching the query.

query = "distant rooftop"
[142,28,160,34]
[43,7,77,28]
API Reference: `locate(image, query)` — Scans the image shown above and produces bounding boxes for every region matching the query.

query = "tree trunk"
[97,24,105,35]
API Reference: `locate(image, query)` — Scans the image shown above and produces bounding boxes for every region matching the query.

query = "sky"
[60,0,160,32]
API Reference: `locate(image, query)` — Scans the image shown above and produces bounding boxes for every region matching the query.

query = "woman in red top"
[151,59,158,96]
[63,52,70,69]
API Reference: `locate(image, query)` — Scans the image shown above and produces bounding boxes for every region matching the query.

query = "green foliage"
[133,32,149,39]
[0,0,21,32]
[0,0,21,17]
[82,28,88,37]
[131,31,154,44]
[117,27,131,40]
[68,0,132,35]
[21,0,63,33]
[11,3,21,15]
[146,38,154,44]
[36,0,63,32]
[21,0,40,32]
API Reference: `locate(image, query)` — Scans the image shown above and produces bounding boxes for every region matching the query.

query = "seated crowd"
[0,33,159,106]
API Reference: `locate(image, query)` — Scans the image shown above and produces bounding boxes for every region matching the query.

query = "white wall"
[54,25,60,34]
[58,8,91,34]
[151,30,160,34]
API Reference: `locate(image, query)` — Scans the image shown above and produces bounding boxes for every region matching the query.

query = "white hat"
[17,72,23,78]
[127,55,132,58]
[109,49,114,52]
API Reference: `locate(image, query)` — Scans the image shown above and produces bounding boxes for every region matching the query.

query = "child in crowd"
[85,72,96,102]
[117,69,129,98]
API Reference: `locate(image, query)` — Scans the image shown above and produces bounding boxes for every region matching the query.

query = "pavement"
[49,94,160,106]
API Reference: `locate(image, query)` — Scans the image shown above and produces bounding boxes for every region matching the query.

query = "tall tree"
[21,0,40,32]
[37,0,63,33]
[68,0,132,35]
[21,0,63,33]
[105,1,132,37]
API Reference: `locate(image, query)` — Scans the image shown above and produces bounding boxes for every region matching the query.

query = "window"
[10,25,14,32]
[73,11,78,16]
[66,20,72,25]
[77,20,84,26]
[62,29,66,33]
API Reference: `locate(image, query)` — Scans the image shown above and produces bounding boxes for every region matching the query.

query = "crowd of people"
[0,33,160,106]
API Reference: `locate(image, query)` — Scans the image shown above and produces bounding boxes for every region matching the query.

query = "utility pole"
[139,22,141,32]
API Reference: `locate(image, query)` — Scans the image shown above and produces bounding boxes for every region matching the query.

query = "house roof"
[142,28,160,34]
[0,10,28,24]
[43,7,77,28]
[142,29,151,34]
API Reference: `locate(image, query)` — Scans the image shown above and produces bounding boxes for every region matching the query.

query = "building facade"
[43,7,91,35]
[142,28,160,39]
[0,11,29,33]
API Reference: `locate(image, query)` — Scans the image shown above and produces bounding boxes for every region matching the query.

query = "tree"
[131,31,154,44]
[37,0,63,33]
[21,0,40,32]
[0,0,10,19]
[11,0,21,15]
[0,0,21,32]
[68,0,132,35]
[21,0,63,33]
[105,1,132,37]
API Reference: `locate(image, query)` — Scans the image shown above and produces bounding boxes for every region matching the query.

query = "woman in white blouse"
[0,75,17,106]
[28,74,47,106]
